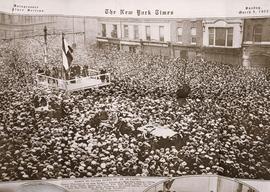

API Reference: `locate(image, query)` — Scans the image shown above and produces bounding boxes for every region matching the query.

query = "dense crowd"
[37,64,93,80]
[0,40,269,182]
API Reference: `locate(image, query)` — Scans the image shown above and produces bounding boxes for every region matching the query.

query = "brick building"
[202,18,243,65]
[1,11,269,67]
[242,18,270,68]
[96,18,204,60]
[0,12,98,44]
[96,17,245,64]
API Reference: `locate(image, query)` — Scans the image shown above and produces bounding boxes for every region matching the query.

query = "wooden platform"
[36,73,111,92]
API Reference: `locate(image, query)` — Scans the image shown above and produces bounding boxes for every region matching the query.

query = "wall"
[171,19,203,46]
[242,18,270,67]
[0,12,98,43]
[203,19,243,48]
[244,18,270,43]
[97,19,171,42]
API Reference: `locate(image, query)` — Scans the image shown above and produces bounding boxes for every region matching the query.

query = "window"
[215,28,226,46]
[191,27,196,44]
[124,25,129,38]
[208,27,233,47]
[253,25,262,42]
[177,27,182,42]
[159,26,164,42]
[146,26,151,41]
[227,28,233,46]
[111,24,118,38]
[101,24,106,37]
[209,28,214,45]
[134,25,139,39]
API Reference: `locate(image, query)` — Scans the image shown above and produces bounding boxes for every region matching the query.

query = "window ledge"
[206,45,236,48]
[243,41,270,45]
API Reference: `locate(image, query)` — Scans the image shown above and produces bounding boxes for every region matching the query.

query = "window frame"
[101,23,106,37]
[209,27,215,46]
[123,25,129,39]
[226,28,233,47]
[111,24,118,38]
[253,25,263,43]
[145,26,151,41]
[208,27,234,47]
[177,27,183,43]
[134,25,139,40]
[215,27,227,46]
[159,26,165,42]
[191,27,197,44]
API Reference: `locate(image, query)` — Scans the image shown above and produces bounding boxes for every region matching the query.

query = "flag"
[62,35,73,70]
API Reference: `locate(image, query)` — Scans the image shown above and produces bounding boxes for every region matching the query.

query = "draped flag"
[62,35,73,70]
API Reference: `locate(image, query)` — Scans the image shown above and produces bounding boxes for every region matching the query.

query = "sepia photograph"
[0,0,269,191]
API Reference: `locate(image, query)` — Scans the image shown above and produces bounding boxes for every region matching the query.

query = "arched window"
[253,25,263,42]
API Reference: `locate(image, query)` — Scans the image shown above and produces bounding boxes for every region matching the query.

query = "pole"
[119,20,122,50]
[72,16,75,44]
[183,61,187,83]
[44,26,48,65]
[61,33,66,80]
[13,31,15,46]
[83,16,86,46]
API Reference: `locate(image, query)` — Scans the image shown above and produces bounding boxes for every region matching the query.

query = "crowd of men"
[37,64,91,80]
[0,41,269,182]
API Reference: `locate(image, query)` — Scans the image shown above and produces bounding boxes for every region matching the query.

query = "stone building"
[202,18,243,65]
[1,11,269,67]
[242,18,270,68]
[0,12,98,45]
[96,17,246,65]
[96,18,203,60]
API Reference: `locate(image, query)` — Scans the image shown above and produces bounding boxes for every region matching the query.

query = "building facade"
[1,12,269,67]
[170,19,203,59]
[96,18,172,56]
[0,12,98,44]
[96,18,204,59]
[202,18,243,65]
[96,17,246,65]
[242,18,270,68]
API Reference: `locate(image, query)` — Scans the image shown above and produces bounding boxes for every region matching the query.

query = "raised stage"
[36,72,111,92]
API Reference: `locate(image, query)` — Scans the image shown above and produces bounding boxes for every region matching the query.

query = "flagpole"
[44,26,48,66]
[61,32,67,80]
[61,32,66,81]
[62,32,73,82]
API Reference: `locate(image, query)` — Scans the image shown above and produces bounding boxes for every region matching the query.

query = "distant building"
[1,12,269,68]
[0,12,98,44]
[96,17,246,65]
[96,18,172,56]
[242,18,270,68]
[202,18,243,65]
[96,18,204,59]
[171,19,203,60]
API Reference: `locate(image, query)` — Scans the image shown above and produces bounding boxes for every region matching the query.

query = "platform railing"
[36,72,111,91]
[65,73,111,84]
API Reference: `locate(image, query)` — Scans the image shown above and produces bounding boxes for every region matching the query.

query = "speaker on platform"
[176,83,191,99]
